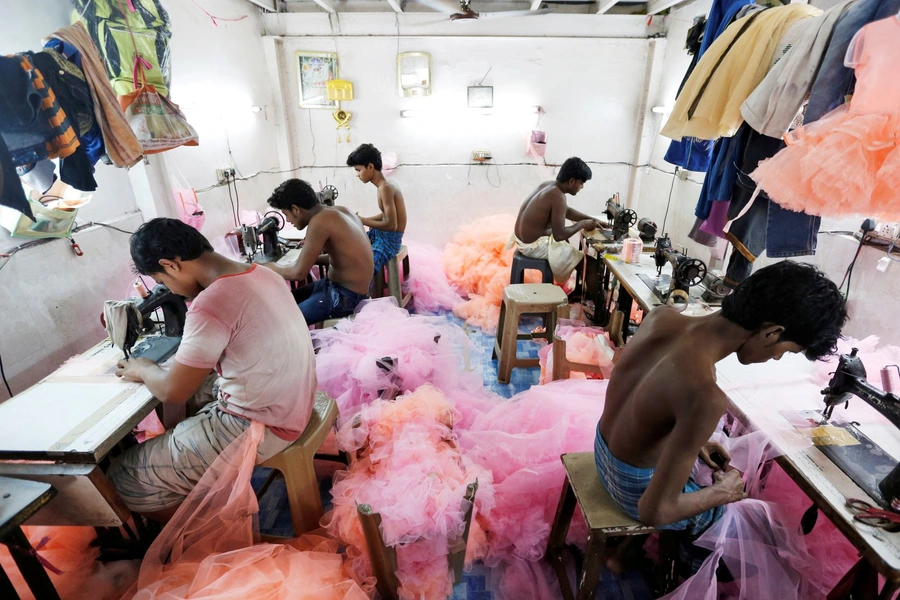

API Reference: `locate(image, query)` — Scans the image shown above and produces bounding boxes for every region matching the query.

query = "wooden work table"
[0,339,157,527]
[718,353,900,597]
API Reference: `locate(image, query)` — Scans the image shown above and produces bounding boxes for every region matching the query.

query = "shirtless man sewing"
[596,261,846,535]
[265,178,374,324]
[513,157,602,284]
[347,143,407,275]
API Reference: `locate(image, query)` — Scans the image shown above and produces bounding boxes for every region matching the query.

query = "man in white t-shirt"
[109,218,316,522]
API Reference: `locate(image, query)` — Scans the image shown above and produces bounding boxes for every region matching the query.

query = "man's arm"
[565,206,593,222]
[360,186,398,231]
[637,390,746,527]
[116,358,211,404]
[550,192,594,241]
[264,221,329,281]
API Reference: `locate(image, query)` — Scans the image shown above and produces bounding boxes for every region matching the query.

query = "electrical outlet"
[471,149,493,162]
[873,220,900,241]
[216,166,236,184]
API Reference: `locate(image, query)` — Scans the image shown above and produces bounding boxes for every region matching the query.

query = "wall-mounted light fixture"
[400,106,540,118]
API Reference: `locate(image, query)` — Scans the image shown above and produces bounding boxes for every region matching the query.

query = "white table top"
[604,253,716,317]
[718,352,900,576]
[0,340,157,463]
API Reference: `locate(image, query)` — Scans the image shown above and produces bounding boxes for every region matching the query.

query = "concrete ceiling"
[256,0,693,16]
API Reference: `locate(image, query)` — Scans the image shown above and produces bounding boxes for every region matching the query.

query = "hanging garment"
[71,0,172,98]
[664,0,753,172]
[661,3,821,142]
[804,0,900,125]
[751,16,900,220]
[742,0,855,139]
[0,133,33,219]
[43,38,106,165]
[28,51,97,191]
[48,23,143,168]
[0,55,49,169]
[724,128,821,287]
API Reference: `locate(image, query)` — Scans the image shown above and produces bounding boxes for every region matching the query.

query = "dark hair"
[130,218,213,275]
[346,143,382,171]
[267,178,319,211]
[721,261,847,360]
[556,157,592,183]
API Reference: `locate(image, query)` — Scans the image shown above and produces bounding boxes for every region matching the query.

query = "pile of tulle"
[311,299,490,424]
[403,240,464,314]
[0,526,138,600]
[537,319,616,384]
[124,421,368,599]
[323,385,495,600]
[442,214,540,332]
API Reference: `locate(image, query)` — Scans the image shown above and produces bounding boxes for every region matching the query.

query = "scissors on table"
[846,498,900,532]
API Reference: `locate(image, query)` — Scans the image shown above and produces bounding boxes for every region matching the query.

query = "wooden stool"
[545,453,674,600]
[373,245,412,309]
[510,250,554,285]
[0,477,60,600]
[357,481,478,600]
[256,392,342,537]
[493,284,569,383]
[548,334,607,382]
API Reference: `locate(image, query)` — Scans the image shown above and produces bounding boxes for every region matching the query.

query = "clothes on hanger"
[751,16,900,220]
[742,0,856,138]
[662,3,821,142]
[664,0,754,172]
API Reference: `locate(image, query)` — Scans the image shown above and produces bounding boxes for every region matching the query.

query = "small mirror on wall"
[398,52,432,97]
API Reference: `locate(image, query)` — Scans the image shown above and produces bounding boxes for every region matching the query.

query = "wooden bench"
[0,476,60,600]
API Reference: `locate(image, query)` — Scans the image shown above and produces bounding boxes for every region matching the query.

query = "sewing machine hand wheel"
[321,184,339,206]
[677,258,707,288]
[264,211,285,231]
[620,209,638,228]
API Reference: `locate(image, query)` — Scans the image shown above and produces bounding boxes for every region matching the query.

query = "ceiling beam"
[646,0,687,15]
[311,0,336,13]
[530,0,543,10]
[596,0,619,14]
[245,0,277,10]
[386,0,404,11]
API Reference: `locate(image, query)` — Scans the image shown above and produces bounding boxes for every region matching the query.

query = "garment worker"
[265,178,374,324]
[513,157,602,284]
[596,261,847,538]
[347,143,407,275]
[110,218,317,522]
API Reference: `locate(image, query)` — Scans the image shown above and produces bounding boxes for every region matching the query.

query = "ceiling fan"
[414,0,550,21]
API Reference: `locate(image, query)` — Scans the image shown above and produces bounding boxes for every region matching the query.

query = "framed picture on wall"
[296,51,338,108]
[397,52,432,97]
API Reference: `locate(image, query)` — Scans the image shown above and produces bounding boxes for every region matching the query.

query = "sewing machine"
[602,196,638,241]
[637,217,658,243]
[822,348,900,508]
[318,184,338,206]
[635,234,708,304]
[126,284,187,363]
[238,212,286,264]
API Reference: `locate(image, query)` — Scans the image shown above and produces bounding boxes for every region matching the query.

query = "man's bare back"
[311,206,374,295]
[376,180,406,233]
[600,307,726,470]
[515,180,598,244]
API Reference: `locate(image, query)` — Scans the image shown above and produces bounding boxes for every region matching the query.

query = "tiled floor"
[253,310,652,599]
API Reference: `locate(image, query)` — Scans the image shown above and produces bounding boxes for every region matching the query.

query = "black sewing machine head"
[654,234,707,296]
[822,348,900,506]
[239,211,286,264]
[137,284,187,338]
[637,217,658,243]
[604,197,638,241]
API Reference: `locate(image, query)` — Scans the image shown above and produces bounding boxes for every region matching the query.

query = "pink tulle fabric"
[442,214,540,332]
[311,299,487,423]
[402,240,464,314]
[537,320,616,384]
[322,385,495,600]
[751,18,900,220]
[0,526,138,600]
[125,421,368,599]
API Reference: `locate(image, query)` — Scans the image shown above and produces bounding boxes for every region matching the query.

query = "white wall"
[637,0,900,344]
[0,0,284,400]
[265,13,661,245]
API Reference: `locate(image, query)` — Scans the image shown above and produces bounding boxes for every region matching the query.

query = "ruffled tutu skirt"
[752,105,900,220]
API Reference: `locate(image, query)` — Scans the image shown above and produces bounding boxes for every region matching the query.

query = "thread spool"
[134,278,150,299]
[882,365,900,394]
[621,238,643,264]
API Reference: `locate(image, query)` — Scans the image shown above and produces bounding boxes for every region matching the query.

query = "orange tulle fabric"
[752,17,900,220]
[323,385,494,600]
[442,214,540,332]
[124,420,368,600]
